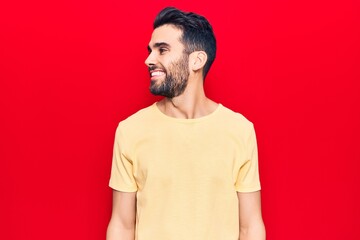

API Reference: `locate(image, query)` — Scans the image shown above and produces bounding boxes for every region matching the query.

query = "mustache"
[148,65,165,72]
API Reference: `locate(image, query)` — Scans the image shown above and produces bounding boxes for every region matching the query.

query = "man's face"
[145,24,190,98]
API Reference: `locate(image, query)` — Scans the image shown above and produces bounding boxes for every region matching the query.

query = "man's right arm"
[106,190,137,240]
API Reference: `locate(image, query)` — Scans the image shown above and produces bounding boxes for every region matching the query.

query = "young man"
[107,7,265,240]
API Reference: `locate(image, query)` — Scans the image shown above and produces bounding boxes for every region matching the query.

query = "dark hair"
[154,7,216,79]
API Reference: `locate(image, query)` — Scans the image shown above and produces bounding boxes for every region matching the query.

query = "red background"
[1,0,359,239]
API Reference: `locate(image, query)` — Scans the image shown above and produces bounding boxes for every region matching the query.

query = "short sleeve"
[235,124,261,192]
[109,123,138,192]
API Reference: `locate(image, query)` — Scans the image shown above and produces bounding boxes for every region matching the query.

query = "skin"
[148,43,190,98]
[238,191,266,240]
[107,191,136,240]
[106,24,266,240]
[146,24,218,118]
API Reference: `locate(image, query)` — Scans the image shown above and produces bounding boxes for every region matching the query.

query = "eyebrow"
[147,42,171,53]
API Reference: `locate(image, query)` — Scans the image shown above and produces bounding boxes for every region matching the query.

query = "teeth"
[151,71,164,77]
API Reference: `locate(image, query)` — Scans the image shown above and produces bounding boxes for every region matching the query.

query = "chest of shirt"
[129,125,247,191]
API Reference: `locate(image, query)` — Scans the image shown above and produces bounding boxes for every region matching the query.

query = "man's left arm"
[237,191,266,240]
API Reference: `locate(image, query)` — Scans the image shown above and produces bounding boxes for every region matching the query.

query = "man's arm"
[107,190,137,240]
[238,191,266,240]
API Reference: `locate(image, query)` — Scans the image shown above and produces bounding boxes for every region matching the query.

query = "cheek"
[162,62,174,73]
[157,59,169,69]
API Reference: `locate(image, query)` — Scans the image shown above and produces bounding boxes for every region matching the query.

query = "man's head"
[145,7,216,98]
[153,7,216,78]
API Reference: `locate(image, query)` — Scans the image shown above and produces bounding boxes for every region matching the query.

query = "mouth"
[149,69,165,80]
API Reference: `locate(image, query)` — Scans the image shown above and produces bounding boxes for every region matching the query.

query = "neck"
[157,76,218,119]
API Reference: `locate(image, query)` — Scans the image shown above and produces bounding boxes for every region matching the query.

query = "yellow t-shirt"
[109,103,261,240]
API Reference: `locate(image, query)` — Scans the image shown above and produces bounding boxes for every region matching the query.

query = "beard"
[149,53,190,98]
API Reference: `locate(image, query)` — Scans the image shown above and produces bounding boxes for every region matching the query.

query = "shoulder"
[217,104,257,148]
[121,103,155,124]
[218,104,254,131]
[115,103,158,135]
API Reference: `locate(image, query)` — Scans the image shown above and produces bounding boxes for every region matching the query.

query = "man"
[107,7,265,240]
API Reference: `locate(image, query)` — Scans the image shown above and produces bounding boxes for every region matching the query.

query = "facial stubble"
[149,53,190,99]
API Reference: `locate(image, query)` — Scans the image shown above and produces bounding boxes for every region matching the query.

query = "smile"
[151,71,165,77]
[150,68,166,80]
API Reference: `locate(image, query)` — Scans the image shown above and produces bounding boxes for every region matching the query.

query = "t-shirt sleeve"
[235,124,261,192]
[109,123,138,192]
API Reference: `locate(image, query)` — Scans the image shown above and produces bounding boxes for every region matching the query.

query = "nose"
[145,51,156,67]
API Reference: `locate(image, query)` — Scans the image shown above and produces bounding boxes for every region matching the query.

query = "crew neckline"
[152,102,222,123]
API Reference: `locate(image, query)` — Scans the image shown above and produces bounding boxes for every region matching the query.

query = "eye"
[159,48,168,54]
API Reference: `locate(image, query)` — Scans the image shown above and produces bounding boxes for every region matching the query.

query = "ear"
[190,51,207,72]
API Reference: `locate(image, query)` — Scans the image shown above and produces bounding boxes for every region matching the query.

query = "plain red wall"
[1,0,359,239]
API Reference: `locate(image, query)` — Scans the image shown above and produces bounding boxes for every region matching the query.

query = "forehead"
[148,24,184,48]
